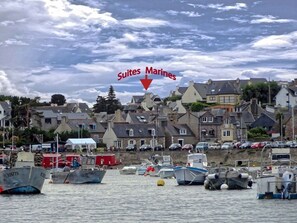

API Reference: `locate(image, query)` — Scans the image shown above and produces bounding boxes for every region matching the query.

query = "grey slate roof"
[32,103,91,114]
[131,95,144,104]
[0,101,11,117]
[112,123,165,138]
[193,83,208,99]
[177,87,187,94]
[128,113,150,124]
[165,123,195,137]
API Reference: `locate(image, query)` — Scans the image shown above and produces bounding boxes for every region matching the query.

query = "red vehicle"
[251,142,265,149]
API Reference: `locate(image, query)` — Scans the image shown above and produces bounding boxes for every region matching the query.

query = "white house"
[0,100,12,128]
[275,86,297,108]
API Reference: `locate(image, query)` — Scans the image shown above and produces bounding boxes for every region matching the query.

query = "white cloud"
[251,15,295,24]
[121,18,169,28]
[206,3,247,11]
[167,10,202,17]
[0,71,23,96]
[252,31,297,49]
[1,39,28,46]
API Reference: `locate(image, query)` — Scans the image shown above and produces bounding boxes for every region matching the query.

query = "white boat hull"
[0,166,47,194]
[174,166,207,185]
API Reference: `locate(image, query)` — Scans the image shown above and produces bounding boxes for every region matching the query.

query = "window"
[140,139,145,145]
[78,124,85,129]
[114,140,122,149]
[224,118,230,124]
[202,117,207,123]
[180,128,187,135]
[128,140,135,145]
[89,124,96,130]
[129,129,134,137]
[209,129,215,136]
[209,96,216,102]
[208,117,213,122]
[45,118,51,124]
[223,130,231,136]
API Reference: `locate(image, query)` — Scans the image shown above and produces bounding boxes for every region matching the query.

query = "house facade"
[0,101,12,128]
[103,123,165,150]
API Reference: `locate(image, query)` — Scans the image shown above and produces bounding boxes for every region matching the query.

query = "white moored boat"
[257,148,297,199]
[0,151,47,194]
[119,166,137,175]
[174,153,208,185]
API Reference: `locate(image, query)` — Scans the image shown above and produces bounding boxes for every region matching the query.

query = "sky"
[0,0,297,106]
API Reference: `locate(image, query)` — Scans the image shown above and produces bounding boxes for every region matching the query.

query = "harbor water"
[0,169,296,223]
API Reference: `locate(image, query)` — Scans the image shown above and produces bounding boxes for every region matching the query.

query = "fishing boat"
[158,168,175,179]
[0,151,47,194]
[51,155,106,184]
[119,166,137,175]
[204,166,253,190]
[257,148,297,199]
[174,153,208,185]
[146,155,174,177]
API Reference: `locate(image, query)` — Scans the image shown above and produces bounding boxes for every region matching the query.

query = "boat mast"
[56,134,59,169]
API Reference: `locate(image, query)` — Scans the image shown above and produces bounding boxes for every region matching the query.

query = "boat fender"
[204,180,210,189]
[207,174,217,180]
[239,173,249,179]
[221,183,228,190]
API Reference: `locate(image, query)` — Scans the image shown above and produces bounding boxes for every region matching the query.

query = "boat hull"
[174,166,207,185]
[0,167,47,194]
[51,169,106,184]
[158,168,175,179]
[257,172,297,199]
[205,172,251,190]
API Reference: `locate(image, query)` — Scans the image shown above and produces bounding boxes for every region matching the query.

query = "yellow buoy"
[157,179,165,186]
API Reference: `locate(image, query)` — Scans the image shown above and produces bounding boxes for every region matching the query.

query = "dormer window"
[148,128,155,136]
[180,128,187,135]
[208,117,213,122]
[202,117,207,123]
[129,129,134,137]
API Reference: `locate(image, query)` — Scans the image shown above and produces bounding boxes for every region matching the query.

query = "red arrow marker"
[140,75,153,90]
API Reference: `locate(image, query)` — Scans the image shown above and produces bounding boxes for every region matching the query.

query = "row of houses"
[1,78,297,150]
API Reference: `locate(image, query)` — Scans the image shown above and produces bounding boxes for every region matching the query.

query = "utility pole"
[293,106,295,141]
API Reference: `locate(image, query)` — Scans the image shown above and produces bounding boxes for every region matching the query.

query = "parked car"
[181,144,193,151]
[126,144,137,152]
[169,143,182,151]
[139,144,152,151]
[251,142,265,149]
[195,142,209,151]
[154,144,164,151]
[208,143,221,150]
[239,141,252,149]
[290,141,297,148]
[221,142,233,150]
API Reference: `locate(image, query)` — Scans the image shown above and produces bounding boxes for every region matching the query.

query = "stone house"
[102,123,165,150]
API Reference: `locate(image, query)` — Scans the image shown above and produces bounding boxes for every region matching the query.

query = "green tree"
[190,102,209,112]
[106,86,122,114]
[93,96,107,113]
[50,94,66,105]
[93,86,122,114]
[241,81,280,105]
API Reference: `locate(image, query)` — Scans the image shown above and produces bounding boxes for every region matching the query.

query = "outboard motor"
[282,171,294,199]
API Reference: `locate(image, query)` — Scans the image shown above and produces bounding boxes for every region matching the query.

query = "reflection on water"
[0,169,296,223]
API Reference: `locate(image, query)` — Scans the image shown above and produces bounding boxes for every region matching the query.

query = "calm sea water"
[0,169,296,223]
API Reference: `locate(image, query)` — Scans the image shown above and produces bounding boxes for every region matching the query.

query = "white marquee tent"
[65,138,97,150]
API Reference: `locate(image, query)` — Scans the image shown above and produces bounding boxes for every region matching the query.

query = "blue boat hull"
[2,186,41,194]
[257,193,297,199]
